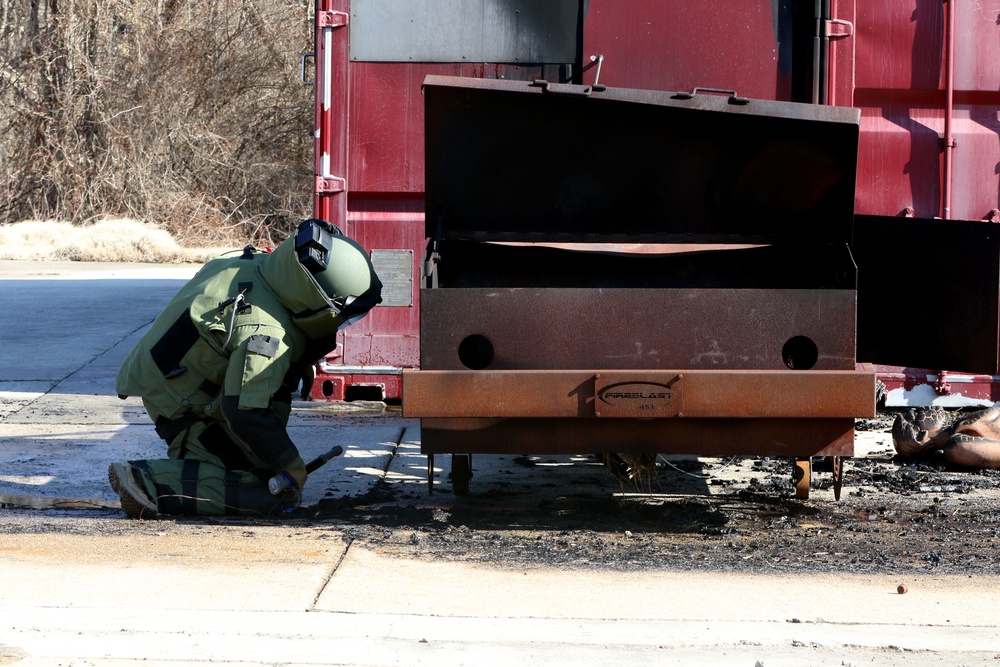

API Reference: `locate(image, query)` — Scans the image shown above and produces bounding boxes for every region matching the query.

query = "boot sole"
[108,462,158,520]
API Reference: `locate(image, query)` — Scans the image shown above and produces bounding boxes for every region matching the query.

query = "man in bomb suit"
[110,219,382,518]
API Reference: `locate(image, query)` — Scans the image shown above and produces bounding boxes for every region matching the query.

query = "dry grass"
[0,0,313,245]
[0,219,230,263]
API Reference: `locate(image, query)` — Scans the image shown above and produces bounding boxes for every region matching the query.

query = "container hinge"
[316,176,346,194]
[825,19,853,39]
[422,240,440,288]
[318,10,348,28]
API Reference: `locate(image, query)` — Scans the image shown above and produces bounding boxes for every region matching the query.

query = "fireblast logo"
[597,381,677,406]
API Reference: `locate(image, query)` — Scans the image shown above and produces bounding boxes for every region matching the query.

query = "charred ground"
[294,412,1000,575]
[7,412,1000,577]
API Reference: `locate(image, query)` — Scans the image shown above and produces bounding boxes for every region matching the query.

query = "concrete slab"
[5,603,999,667]
[0,422,160,502]
[0,279,191,383]
[0,414,415,508]
[0,527,346,611]
[3,535,999,667]
[319,546,1000,628]
[0,384,50,420]
[2,514,999,665]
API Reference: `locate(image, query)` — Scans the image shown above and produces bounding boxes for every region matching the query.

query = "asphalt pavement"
[1,259,999,666]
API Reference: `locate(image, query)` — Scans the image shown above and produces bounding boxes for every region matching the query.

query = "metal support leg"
[427,453,434,495]
[452,454,472,496]
[793,458,811,499]
[832,456,844,501]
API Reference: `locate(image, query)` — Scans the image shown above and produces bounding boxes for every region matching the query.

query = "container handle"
[673,87,749,105]
[530,79,606,96]
[301,52,315,86]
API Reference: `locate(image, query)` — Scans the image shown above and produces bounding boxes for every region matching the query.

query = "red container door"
[830,0,1000,222]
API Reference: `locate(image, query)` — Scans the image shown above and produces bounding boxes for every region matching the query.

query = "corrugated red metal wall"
[831,0,1000,222]
[581,1,791,99]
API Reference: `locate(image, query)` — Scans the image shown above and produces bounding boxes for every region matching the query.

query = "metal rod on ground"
[268,445,344,495]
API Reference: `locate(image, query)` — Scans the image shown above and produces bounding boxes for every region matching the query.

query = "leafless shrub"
[0,0,314,247]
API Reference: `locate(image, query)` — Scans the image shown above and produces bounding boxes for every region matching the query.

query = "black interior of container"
[854,214,1000,374]
[434,240,857,290]
[424,80,860,245]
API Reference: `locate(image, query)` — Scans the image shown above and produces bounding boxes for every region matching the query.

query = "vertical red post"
[940,0,955,220]
[313,0,350,227]
[825,0,856,108]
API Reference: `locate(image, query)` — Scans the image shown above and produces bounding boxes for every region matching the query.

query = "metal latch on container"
[672,87,749,105]
[825,19,853,38]
[315,176,346,194]
[318,10,348,28]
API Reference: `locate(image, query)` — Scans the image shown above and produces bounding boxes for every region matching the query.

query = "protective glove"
[283,457,308,491]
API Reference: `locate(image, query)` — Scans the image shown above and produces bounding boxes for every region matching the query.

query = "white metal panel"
[350,0,578,63]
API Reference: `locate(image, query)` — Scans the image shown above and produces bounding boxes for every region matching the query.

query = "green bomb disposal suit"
[113,219,382,517]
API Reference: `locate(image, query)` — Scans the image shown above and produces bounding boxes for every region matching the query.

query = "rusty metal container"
[403,75,876,498]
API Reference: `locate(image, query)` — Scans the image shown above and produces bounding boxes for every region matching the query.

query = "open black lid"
[423,75,860,244]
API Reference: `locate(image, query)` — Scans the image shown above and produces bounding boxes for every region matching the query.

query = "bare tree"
[0,0,314,246]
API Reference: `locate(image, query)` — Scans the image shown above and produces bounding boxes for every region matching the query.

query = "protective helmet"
[294,219,382,324]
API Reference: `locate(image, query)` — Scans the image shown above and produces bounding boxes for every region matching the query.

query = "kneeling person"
[110,219,382,518]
